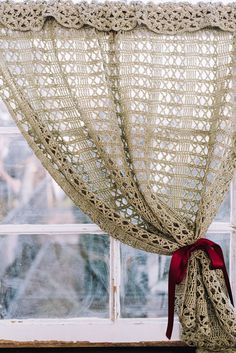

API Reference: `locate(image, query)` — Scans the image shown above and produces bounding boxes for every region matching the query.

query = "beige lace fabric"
[0,1,236,351]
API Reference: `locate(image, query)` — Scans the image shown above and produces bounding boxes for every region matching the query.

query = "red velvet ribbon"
[166,238,234,339]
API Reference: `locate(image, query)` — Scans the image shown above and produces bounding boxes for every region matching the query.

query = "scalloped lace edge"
[1,1,236,33]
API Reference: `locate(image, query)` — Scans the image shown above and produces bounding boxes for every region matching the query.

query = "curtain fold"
[0,2,236,351]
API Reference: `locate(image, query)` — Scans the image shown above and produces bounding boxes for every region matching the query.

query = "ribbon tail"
[166,279,175,339]
[166,259,177,339]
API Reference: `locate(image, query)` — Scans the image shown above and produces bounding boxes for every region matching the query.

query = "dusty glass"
[0,233,109,319]
[214,191,230,222]
[120,244,170,318]
[0,100,16,127]
[0,134,91,224]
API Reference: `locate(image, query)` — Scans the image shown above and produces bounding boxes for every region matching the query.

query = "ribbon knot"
[166,238,234,339]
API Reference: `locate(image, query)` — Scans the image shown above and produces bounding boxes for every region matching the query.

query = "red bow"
[166,238,234,339]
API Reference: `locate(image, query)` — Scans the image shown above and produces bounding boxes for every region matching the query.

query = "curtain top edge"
[1,1,236,33]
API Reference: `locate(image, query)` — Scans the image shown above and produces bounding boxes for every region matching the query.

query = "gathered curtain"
[0,1,236,351]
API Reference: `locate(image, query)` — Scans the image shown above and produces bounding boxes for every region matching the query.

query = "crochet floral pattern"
[1,1,236,33]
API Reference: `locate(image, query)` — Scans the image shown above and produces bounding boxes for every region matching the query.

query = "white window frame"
[0,129,235,347]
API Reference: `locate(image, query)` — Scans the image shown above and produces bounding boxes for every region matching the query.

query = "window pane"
[0,234,109,319]
[0,100,16,127]
[206,232,230,272]
[214,191,230,222]
[120,244,170,318]
[0,134,92,224]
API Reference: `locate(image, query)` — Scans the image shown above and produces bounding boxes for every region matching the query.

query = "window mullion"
[230,174,236,302]
[230,173,236,226]
[109,238,121,321]
[230,230,236,303]
[0,223,103,235]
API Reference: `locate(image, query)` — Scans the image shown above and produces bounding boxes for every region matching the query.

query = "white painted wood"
[109,238,116,321]
[231,173,236,226]
[0,318,180,343]
[231,231,236,304]
[109,238,121,321]
[230,175,236,303]
[0,222,232,235]
[0,223,103,235]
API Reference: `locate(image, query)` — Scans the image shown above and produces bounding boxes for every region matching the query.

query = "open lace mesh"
[0,2,236,351]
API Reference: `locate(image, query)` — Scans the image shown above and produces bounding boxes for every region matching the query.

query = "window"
[0,0,234,345]
[0,94,234,346]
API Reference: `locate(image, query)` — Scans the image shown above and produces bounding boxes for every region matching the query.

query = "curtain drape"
[0,1,236,351]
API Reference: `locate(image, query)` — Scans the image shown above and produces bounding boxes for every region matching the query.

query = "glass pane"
[0,134,92,224]
[0,100,16,127]
[0,233,109,319]
[206,232,230,272]
[120,244,170,318]
[214,190,230,222]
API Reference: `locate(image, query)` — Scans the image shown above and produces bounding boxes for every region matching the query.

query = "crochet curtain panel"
[0,1,236,352]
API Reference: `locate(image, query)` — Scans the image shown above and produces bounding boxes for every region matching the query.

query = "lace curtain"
[0,1,236,352]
